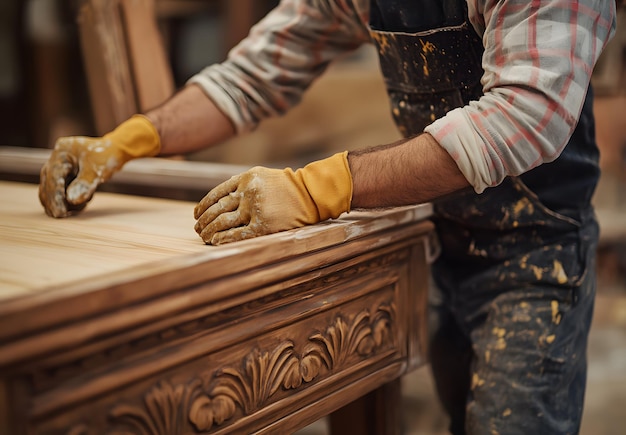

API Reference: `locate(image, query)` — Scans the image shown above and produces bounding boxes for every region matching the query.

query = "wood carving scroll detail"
[188,302,396,432]
[109,380,202,435]
[108,302,396,434]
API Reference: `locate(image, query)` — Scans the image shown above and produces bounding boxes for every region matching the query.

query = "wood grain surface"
[0,181,432,299]
[0,181,205,300]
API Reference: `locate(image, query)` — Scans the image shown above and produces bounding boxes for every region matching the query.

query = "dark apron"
[368,0,599,293]
[368,3,600,432]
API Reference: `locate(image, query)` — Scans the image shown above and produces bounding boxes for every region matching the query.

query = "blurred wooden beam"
[77,0,175,135]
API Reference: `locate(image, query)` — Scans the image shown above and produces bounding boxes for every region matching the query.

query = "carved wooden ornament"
[103,303,395,434]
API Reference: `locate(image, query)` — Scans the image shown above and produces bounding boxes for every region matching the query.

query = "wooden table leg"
[328,378,402,435]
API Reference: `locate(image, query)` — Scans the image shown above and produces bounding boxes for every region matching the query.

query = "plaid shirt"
[189,0,616,193]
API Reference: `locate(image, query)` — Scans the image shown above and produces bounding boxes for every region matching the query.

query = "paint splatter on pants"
[429,177,598,435]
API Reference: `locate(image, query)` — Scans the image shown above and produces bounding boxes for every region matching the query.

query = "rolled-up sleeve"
[425,0,617,193]
[188,0,370,133]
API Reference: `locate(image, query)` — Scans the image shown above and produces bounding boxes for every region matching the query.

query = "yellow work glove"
[39,115,161,218]
[194,152,353,245]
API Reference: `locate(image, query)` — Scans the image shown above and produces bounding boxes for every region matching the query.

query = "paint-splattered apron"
[369,1,599,434]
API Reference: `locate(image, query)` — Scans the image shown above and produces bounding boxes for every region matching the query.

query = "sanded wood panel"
[0,182,201,299]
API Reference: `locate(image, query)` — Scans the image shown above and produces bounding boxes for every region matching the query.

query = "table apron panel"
[5,237,430,435]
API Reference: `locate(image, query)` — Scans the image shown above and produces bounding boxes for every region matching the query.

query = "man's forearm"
[144,85,468,209]
[146,84,236,156]
[348,133,470,209]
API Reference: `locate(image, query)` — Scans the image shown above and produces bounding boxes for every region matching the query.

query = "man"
[39,0,616,433]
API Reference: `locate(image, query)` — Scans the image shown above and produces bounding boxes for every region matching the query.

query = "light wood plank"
[0,146,250,191]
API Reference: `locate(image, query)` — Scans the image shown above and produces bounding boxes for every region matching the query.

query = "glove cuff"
[300,151,353,220]
[104,114,161,161]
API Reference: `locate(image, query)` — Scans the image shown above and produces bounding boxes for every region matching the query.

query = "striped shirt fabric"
[189,0,616,193]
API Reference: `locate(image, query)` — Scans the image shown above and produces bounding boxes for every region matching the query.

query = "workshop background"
[1,1,624,434]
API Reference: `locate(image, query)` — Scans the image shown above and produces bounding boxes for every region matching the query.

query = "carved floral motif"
[189,342,301,431]
[109,302,395,434]
[109,379,202,435]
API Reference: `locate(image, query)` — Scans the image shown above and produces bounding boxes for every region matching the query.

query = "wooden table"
[0,180,434,435]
